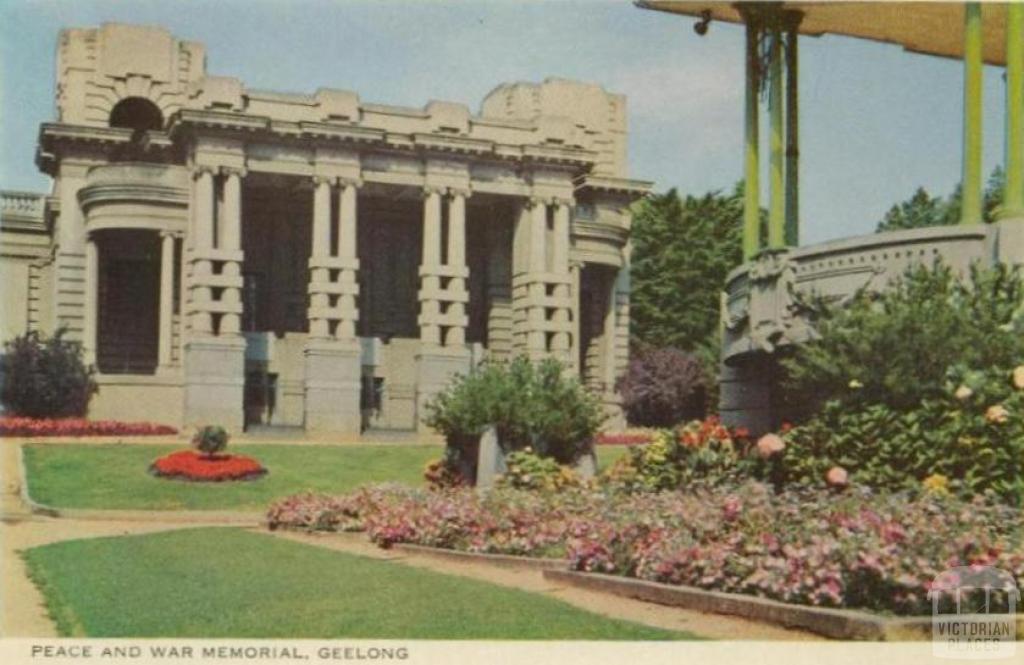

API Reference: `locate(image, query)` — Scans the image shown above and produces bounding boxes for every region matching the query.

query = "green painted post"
[784,23,800,247]
[1001,2,1024,219]
[743,20,761,260]
[960,2,984,226]
[769,30,785,249]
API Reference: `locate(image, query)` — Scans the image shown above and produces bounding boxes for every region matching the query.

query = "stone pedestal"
[415,347,472,433]
[183,337,246,433]
[304,341,362,436]
[475,426,505,489]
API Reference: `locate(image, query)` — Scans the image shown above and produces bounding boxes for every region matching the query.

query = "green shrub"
[0,328,97,418]
[780,365,1024,504]
[781,262,1024,416]
[616,346,707,427]
[423,357,605,465]
[497,449,580,492]
[191,425,229,457]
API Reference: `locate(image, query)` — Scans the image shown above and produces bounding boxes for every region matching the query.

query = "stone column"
[550,198,572,361]
[158,231,176,370]
[308,176,333,339]
[569,261,582,375]
[526,197,548,357]
[419,187,443,347]
[603,270,618,394]
[219,167,244,335]
[190,166,215,334]
[783,12,801,247]
[83,235,98,367]
[960,2,984,226]
[336,178,360,341]
[446,189,468,347]
[996,2,1024,261]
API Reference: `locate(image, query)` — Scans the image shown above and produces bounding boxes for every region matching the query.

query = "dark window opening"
[109,97,164,133]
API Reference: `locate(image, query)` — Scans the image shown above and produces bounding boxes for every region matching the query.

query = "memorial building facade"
[0,23,649,434]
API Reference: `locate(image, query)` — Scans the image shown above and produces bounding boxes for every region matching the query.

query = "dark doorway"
[97,231,160,374]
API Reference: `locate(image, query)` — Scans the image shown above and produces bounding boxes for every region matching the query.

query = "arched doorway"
[108,97,164,132]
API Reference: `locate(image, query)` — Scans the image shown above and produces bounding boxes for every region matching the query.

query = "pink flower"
[756,433,786,458]
[826,466,849,488]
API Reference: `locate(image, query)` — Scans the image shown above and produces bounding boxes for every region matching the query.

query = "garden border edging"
[542,569,949,641]
[391,543,566,571]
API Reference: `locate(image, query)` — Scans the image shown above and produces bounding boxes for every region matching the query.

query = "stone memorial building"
[0,23,649,435]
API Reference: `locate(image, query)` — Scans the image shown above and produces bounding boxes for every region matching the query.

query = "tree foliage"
[876,167,1005,232]
[0,328,97,418]
[630,185,744,352]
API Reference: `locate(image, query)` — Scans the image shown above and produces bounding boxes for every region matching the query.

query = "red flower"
[0,417,177,438]
[150,450,266,482]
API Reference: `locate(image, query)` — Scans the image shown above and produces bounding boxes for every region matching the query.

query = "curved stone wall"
[720,224,996,433]
[78,162,188,233]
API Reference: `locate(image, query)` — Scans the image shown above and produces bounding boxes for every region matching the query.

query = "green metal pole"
[784,22,800,247]
[769,29,785,249]
[960,2,984,226]
[743,20,761,260]
[1001,2,1024,218]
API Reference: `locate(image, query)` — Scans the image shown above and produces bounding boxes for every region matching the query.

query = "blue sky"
[0,0,1009,244]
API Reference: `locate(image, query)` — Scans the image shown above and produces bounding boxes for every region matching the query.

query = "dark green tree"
[876,166,1005,232]
[630,184,744,352]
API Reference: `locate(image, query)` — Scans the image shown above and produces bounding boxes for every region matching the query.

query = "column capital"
[338,176,363,190]
[553,196,575,208]
[312,175,335,188]
[447,186,472,200]
[159,229,184,240]
[192,165,217,179]
[527,195,550,208]
[221,166,248,179]
[422,185,445,198]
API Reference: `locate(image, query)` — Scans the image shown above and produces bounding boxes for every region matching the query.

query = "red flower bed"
[149,450,267,482]
[0,417,177,438]
[594,432,653,446]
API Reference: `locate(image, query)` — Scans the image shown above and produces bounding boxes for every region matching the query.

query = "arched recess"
[109,97,164,132]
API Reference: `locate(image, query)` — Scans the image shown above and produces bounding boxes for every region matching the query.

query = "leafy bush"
[781,262,1024,415]
[191,425,229,457]
[423,449,468,491]
[603,418,754,493]
[616,346,707,427]
[497,448,580,492]
[780,364,1024,504]
[268,481,1024,616]
[423,357,604,465]
[0,329,97,418]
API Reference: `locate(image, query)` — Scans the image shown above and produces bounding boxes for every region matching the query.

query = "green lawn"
[23,527,689,640]
[22,443,441,511]
[23,443,632,512]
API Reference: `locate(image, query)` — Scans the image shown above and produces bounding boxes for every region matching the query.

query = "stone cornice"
[36,123,179,176]
[574,174,653,199]
[573,219,630,244]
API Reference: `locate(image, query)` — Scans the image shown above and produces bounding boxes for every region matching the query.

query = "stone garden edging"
[390,543,566,571]
[542,569,1024,641]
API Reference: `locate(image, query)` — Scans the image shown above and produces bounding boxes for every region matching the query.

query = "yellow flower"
[985,404,1009,424]
[1013,366,1024,390]
[848,379,864,390]
[954,385,973,401]
[922,473,950,495]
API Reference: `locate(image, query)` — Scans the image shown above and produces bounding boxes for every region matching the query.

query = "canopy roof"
[637,1,1009,65]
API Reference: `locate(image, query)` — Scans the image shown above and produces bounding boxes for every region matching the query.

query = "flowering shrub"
[0,417,177,438]
[267,481,1024,616]
[497,449,581,491]
[603,418,754,493]
[149,450,266,482]
[615,346,708,427]
[423,457,467,491]
[779,365,1024,504]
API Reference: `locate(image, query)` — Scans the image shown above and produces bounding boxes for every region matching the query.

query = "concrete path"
[1,439,821,640]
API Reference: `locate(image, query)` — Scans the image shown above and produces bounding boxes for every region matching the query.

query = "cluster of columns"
[187,165,245,337]
[308,176,360,341]
[513,196,574,363]
[966,2,1024,226]
[418,186,470,349]
[740,5,802,261]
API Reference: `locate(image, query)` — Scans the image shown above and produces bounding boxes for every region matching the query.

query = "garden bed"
[1,417,177,438]
[149,450,267,482]
[267,482,1024,619]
